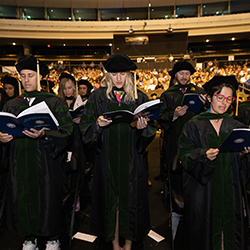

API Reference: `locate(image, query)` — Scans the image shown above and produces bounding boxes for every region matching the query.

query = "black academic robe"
[158,84,205,171]
[2,94,72,237]
[178,116,249,250]
[237,100,250,125]
[80,87,156,242]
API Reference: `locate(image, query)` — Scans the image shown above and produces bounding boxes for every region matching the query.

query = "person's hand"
[206,148,219,161]
[136,117,148,130]
[174,106,188,118]
[242,147,250,154]
[0,132,13,143]
[22,128,45,138]
[199,94,207,104]
[97,116,112,127]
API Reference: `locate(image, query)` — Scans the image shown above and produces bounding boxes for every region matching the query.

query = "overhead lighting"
[47,44,51,48]
[63,44,66,46]
[231,37,235,41]
[167,25,173,33]
[126,17,129,20]
[87,44,89,46]
[109,43,113,46]
[12,42,16,46]
[117,17,120,20]
[149,3,151,7]
[129,26,134,34]
[206,39,209,43]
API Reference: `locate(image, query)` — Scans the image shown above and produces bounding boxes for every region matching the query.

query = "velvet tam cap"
[59,72,76,84]
[1,75,19,87]
[203,75,238,92]
[172,61,196,76]
[16,55,49,78]
[103,54,137,72]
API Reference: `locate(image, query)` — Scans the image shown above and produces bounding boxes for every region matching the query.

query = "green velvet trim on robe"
[16,103,40,236]
[107,102,130,241]
[207,131,235,250]
[167,83,196,92]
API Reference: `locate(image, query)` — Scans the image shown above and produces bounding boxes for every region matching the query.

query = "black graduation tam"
[16,56,49,78]
[172,61,196,76]
[203,75,238,92]
[78,79,93,90]
[103,54,137,72]
[59,72,76,84]
[1,75,19,87]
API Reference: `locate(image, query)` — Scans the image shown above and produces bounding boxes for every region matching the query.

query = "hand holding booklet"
[182,93,203,113]
[219,128,250,151]
[103,99,162,126]
[0,101,59,136]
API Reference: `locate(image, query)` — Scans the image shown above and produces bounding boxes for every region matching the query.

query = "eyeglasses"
[214,94,235,104]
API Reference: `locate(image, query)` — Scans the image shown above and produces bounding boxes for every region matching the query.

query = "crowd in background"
[0,60,250,98]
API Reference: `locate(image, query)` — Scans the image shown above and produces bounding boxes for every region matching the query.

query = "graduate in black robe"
[80,54,156,250]
[0,56,72,250]
[178,75,250,250]
[0,74,20,110]
[237,99,250,125]
[158,61,206,174]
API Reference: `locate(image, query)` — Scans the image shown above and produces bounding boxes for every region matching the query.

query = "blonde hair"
[58,78,77,100]
[101,72,135,103]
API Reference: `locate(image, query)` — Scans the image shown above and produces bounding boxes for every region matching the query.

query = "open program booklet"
[0,101,59,136]
[103,99,162,126]
[219,128,250,151]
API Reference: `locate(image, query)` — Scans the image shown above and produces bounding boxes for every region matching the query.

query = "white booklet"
[0,101,59,136]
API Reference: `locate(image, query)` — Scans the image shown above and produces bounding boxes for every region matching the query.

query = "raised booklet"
[219,128,250,151]
[103,99,162,125]
[0,101,59,136]
[70,105,85,119]
[182,93,203,113]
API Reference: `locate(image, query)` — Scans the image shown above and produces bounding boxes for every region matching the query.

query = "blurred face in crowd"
[110,72,127,89]
[79,84,88,97]
[63,80,74,97]
[20,69,40,92]
[175,70,191,86]
[41,85,48,91]
[4,84,15,97]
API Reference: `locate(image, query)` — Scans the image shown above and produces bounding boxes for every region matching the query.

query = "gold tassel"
[37,60,41,91]
[47,80,50,92]
[134,71,138,99]
[76,82,78,96]
[17,78,22,95]
[235,89,240,116]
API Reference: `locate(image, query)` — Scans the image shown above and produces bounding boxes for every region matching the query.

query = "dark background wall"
[113,32,188,56]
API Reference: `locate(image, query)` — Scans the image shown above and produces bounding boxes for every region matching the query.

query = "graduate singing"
[178,75,250,250]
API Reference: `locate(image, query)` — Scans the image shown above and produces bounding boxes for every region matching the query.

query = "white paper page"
[73,232,97,243]
[147,230,165,242]
[17,101,59,126]
[233,128,250,131]
[134,99,160,114]
[0,111,17,118]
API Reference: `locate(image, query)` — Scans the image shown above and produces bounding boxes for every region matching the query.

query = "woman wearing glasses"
[178,75,250,250]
